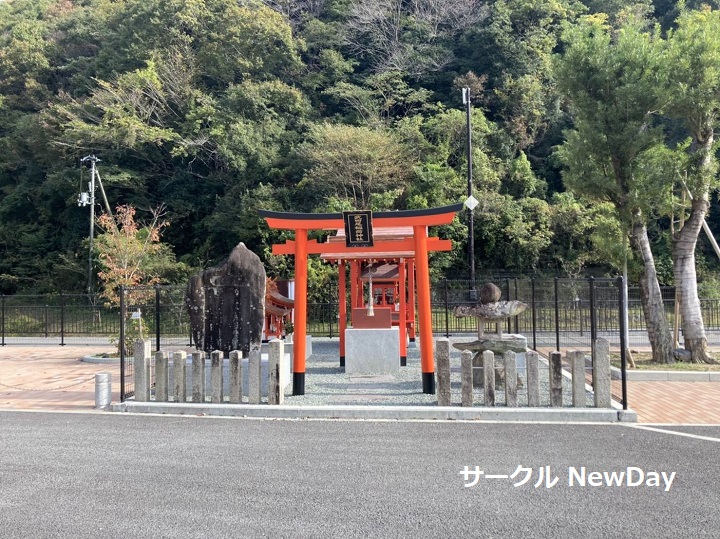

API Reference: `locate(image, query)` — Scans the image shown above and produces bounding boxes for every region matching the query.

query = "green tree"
[663,5,720,363]
[554,13,674,363]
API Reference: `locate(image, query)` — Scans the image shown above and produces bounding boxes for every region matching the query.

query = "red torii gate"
[258,203,462,395]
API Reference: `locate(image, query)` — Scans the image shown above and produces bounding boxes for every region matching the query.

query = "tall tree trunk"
[630,218,674,363]
[673,198,714,363]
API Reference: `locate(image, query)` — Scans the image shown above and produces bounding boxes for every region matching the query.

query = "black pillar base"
[409,338,416,343]
[400,356,407,367]
[340,356,345,368]
[293,372,305,396]
[422,372,435,394]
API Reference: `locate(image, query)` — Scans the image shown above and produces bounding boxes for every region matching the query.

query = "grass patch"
[611,353,720,371]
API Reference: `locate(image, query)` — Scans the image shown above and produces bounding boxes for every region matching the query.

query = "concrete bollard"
[461,350,473,407]
[549,351,563,407]
[593,338,612,408]
[268,339,284,405]
[248,345,261,405]
[210,350,224,403]
[504,351,517,407]
[436,338,451,406]
[526,350,540,407]
[133,339,151,402]
[155,351,169,402]
[192,351,205,403]
[569,350,585,408]
[94,373,112,410]
[483,351,495,406]
[173,351,187,403]
[229,350,243,404]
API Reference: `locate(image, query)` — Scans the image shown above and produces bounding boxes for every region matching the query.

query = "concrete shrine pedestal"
[345,328,400,374]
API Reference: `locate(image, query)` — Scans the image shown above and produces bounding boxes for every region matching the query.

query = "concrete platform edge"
[112,401,634,422]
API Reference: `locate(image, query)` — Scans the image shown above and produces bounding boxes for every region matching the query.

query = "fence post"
[593,338,612,408]
[328,303,333,338]
[506,278,512,334]
[210,350,223,403]
[461,350,473,407]
[60,293,65,346]
[618,276,628,410]
[554,277,560,352]
[268,339,284,405]
[513,278,519,334]
[192,351,206,403]
[248,345,261,405]
[119,286,126,401]
[526,350,540,407]
[436,338,451,406]
[483,351,495,406]
[589,277,597,342]
[134,339,151,402]
[155,286,161,352]
[549,351,563,407]
[569,350,585,408]
[444,278,450,339]
[2,294,6,346]
[504,350,517,407]
[531,278,537,351]
[44,304,49,338]
[155,351,169,402]
[173,351,187,403]
[229,350,243,404]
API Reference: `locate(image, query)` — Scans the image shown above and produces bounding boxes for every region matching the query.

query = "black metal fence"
[2,278,716,349]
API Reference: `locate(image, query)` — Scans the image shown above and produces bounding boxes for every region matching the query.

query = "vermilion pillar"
[408,259,417,341]
[398,258,407,366]
[338,259,347,367]
[350,260,359,310]
[413,225,435,394]
[293,228,308,395]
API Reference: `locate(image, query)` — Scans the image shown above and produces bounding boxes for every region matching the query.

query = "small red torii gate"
[258,204,462,395]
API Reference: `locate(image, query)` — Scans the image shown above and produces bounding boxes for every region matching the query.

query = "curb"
[611,366,720,382]
[112,401,637,422]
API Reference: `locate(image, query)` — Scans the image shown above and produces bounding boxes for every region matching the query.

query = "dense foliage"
[1,0,719,297]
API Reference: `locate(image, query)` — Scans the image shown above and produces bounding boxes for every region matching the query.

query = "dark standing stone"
[480,283,502,304]
[186,243,266,357]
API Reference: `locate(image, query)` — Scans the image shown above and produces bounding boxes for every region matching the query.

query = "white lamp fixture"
[367,262,375,317]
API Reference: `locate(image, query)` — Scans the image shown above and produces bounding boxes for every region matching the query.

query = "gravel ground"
[282,337,595,408]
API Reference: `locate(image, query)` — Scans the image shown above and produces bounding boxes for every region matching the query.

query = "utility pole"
[463,88,478,301]
[79,154,100,296]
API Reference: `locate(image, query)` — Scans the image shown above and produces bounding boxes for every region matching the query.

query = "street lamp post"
[78,154,100,296]
[463,88,478,301]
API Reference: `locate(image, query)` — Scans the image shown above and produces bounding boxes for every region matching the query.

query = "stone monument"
[186,243,266,356]
[453,283,528,388]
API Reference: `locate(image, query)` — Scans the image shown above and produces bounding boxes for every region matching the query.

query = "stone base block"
[345,328,400,374]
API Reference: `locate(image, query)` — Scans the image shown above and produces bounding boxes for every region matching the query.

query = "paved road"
[1,412,719,538]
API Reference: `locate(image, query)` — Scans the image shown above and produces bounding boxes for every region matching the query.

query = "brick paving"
[0,346,120,411]
[1,345,720,423]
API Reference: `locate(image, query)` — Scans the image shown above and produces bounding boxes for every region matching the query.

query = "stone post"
[472,353,483,387]
[94,373,111,410]
[173,351,187,403]
[461,350,473,407]
[192,351,205,403]
[133,339,151,402]
[210,350,224,403]
[248,346,261,405]
[593,338,612,408]
[436,338,451,406]
[504,351,517,407]
[526,350,540,407]
[229,350,243,404]
[483,350,495,406]
[155,351,169,402]
[549,351,563,407]
[569,350,585,408]
[268,339,284,405]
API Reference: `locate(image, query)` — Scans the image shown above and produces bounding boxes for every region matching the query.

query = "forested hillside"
[1,0,719,297]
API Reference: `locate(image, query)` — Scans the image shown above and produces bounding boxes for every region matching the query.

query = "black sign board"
[343,210,374,247]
